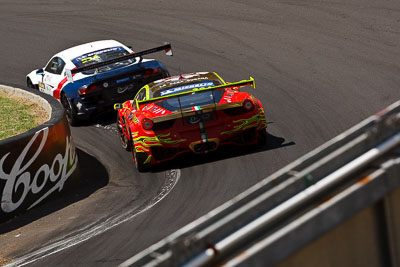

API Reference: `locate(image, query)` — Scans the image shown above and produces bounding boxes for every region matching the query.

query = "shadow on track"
[70,111,118,128]
[0,148,109,233]
[152,132,295,172]
[83,114,296,174]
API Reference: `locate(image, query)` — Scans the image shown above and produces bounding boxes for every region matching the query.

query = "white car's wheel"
[27,78,37,89]
[61,93,79,126]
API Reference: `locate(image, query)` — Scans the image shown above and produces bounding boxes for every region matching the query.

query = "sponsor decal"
[156,77,209,88]
[152,107,166,114]
[145,104,155,111]
[133,115,139,124]
[153,73,207,84]
[73,46,126,65]
[187,113,213,125]
[188,115,201,124]
[192,106,201,111]
[38,82,45,89]
[223,92,234,103]
[76,101,83,110]
[0,128,78,213]
[116,77,130,84]
[223,96,233,103]
[160,82,214,96]
[117,84,134,94]
[132,73,142,79]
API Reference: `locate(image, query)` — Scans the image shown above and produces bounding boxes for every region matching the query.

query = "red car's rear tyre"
[133,150,150,172]
[257,128,267,146]
[128,128,150,172]
[117,114,131,151]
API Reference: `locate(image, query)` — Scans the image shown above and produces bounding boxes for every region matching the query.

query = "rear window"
[156,90,224,112]
[72,46,134,73]
[154,80,219,98]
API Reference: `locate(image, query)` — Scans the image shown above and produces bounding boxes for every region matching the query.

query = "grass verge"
[0,91,48,140]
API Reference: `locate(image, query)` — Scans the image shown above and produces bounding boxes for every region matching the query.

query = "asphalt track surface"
[1,0,400,266]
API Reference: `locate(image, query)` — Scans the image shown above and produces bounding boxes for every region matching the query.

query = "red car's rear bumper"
[133,108,267,165]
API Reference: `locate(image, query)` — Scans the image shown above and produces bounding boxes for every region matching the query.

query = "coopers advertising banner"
[0,114,78,222]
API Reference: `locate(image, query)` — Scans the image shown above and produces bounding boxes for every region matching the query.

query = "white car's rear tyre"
[61,93,79,126]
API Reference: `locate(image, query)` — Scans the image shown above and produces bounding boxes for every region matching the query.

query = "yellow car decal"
[133,133,186,152]
[221,110,266,135]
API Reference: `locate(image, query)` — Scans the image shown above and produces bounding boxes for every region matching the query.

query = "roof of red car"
[148,72,224,96]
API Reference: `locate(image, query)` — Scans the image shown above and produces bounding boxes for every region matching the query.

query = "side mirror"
[114,103,123,110]
[36,69,44,75]
[127,45,133,50]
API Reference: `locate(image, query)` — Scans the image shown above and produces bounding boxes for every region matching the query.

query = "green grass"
[0,257,13,266]
[0,92,40,140]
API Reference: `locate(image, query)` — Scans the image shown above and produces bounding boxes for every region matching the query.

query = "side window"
[56,57,66,75]
[44,57,65,75]
[45,58,57,73]
[135,87,147,101]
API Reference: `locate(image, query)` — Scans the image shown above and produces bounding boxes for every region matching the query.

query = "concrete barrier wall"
[278,187,400,267]
[0,85,78,222]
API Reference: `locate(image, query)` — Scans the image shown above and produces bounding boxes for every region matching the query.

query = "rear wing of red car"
[132,77,256,122]
[65,43,173,82]
[137,77,255,108]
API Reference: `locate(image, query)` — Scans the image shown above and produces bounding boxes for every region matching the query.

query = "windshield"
[155,89,224,112]
[72,46,134,74]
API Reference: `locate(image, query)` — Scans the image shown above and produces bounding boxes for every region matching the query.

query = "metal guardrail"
[119,100,400,267]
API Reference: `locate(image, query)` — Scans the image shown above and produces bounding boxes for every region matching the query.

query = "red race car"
[115,72,267,171]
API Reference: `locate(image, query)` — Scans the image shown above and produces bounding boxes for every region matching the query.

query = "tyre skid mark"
[5,169,181,267]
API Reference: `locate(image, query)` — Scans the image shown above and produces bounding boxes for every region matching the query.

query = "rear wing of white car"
[65,43,173,83]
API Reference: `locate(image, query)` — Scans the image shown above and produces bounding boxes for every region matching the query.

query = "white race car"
[26,40,172,125]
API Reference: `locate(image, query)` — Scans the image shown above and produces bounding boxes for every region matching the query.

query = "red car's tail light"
[78,84,100,95]
[142,118,154,130]
[243,99,254,111]
[143,68,160,78]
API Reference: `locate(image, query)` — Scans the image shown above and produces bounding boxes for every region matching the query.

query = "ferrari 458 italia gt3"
[115,72,267,171]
